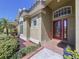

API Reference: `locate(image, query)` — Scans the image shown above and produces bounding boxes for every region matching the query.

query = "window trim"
[53,6,72,19]
[19,17,24,34]
[31,16,38,29]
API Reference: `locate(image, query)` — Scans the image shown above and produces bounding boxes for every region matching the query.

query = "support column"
[23,17,30,41]
[76,0,79,52]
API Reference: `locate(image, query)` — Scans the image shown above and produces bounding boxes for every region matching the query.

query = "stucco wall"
[17,24,20,35]
[29,2,45,17]
[22,18,30,40]
[17,16,30,41]
[23,21,27,39]
[41,7,52,42]
[76,0,79,52]
[30,14,41,44]
[65,0,75,46]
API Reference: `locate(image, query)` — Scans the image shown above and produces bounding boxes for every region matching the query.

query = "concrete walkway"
[30,48,63,59]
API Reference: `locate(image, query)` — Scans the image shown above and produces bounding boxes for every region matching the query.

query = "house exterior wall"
[18,17,26,40]
[23,21,27,40]
[76,0,79,52]
[18,16,30,41]
[22,17,30,40]
[17,24,20,35]
[30,14,42,44]
[16,1,46,44]
[41,7,52,42]
[51,0,75,46]
[29,2,45,17]
[16,0,76,49]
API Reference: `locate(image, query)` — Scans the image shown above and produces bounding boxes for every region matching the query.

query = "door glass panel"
[64,20,67,39]
[54,21,61,38]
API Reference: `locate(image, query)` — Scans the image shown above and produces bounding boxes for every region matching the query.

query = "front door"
[53,20,62,39]
[53,19,68,40]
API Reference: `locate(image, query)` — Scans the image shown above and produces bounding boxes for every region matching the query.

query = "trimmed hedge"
[0,35,19,59]
[10,45,40,59]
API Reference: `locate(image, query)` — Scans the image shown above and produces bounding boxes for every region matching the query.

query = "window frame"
[31,16,39,28]
[19,17,24,34]
[53,6,72,19]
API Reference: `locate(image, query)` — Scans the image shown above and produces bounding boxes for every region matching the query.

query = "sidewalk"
[30,48,63,59]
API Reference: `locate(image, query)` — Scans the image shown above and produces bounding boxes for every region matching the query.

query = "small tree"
[0,20,4,33]
[0,18,9,35]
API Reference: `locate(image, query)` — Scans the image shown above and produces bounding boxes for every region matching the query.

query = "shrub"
[0,35,19,59]
[10,45,39,59]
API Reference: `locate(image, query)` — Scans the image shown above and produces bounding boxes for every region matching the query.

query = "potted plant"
[64,45,79,59]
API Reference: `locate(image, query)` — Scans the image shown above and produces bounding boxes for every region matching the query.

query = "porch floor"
[41,39,64,55]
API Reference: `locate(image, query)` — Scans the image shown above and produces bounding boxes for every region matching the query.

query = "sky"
[0,0,36,22]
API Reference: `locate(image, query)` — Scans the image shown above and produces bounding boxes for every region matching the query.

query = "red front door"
[53,19,68,40]
[53,20,62,39]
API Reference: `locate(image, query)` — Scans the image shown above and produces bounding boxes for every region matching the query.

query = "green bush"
[0,35,19,59]
[10,45,39,59]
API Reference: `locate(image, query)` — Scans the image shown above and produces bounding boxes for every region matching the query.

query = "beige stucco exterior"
[41,6,52,42]
[76,0,79,52]
[16,0,79,52]
[30,14,42,44]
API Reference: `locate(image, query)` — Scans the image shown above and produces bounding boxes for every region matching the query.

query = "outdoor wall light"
[57,0,60,2]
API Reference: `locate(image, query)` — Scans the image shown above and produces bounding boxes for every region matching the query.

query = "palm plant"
[0,20,4,33]
[0,18,9,35]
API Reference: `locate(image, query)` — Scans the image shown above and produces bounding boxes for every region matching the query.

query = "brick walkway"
[22,47,44,59]
[41,39,64,55]
[21,39,65,59]
[18,38,36,48]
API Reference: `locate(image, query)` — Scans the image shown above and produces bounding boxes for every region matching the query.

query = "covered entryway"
[46,0,75,49]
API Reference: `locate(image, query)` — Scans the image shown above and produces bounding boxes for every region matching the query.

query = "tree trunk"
[6,28,9,35]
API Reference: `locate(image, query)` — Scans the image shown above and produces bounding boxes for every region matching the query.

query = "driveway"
[30,48,63,59]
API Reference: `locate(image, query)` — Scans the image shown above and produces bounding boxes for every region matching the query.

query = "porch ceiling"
[46,0,71,11]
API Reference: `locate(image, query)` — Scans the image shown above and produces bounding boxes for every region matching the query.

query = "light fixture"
[57,0,60,2]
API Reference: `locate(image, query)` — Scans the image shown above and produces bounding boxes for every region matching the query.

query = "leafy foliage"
[0,18,9,35]
[0,18,17,36]
[10,45,39,59]
[0,35,19,59]
[64,46,79,59]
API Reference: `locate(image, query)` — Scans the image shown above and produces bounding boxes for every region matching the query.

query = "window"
[31,16,38,28]
[19,17,23,34]
[53,6,72,18]
[20,22,23,34]
[33,20,37,26]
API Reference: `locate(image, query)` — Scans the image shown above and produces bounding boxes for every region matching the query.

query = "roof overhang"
[45,0,71,10]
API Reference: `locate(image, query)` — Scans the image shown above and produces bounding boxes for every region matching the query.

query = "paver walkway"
[30,48,63,59]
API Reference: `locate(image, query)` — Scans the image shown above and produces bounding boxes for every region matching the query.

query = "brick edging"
[28,47,44,59]
[22,47,44,59]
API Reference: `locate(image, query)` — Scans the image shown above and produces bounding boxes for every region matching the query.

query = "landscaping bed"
[10,45,40,59]
[0,34,40,59]
[0,34,19,59]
